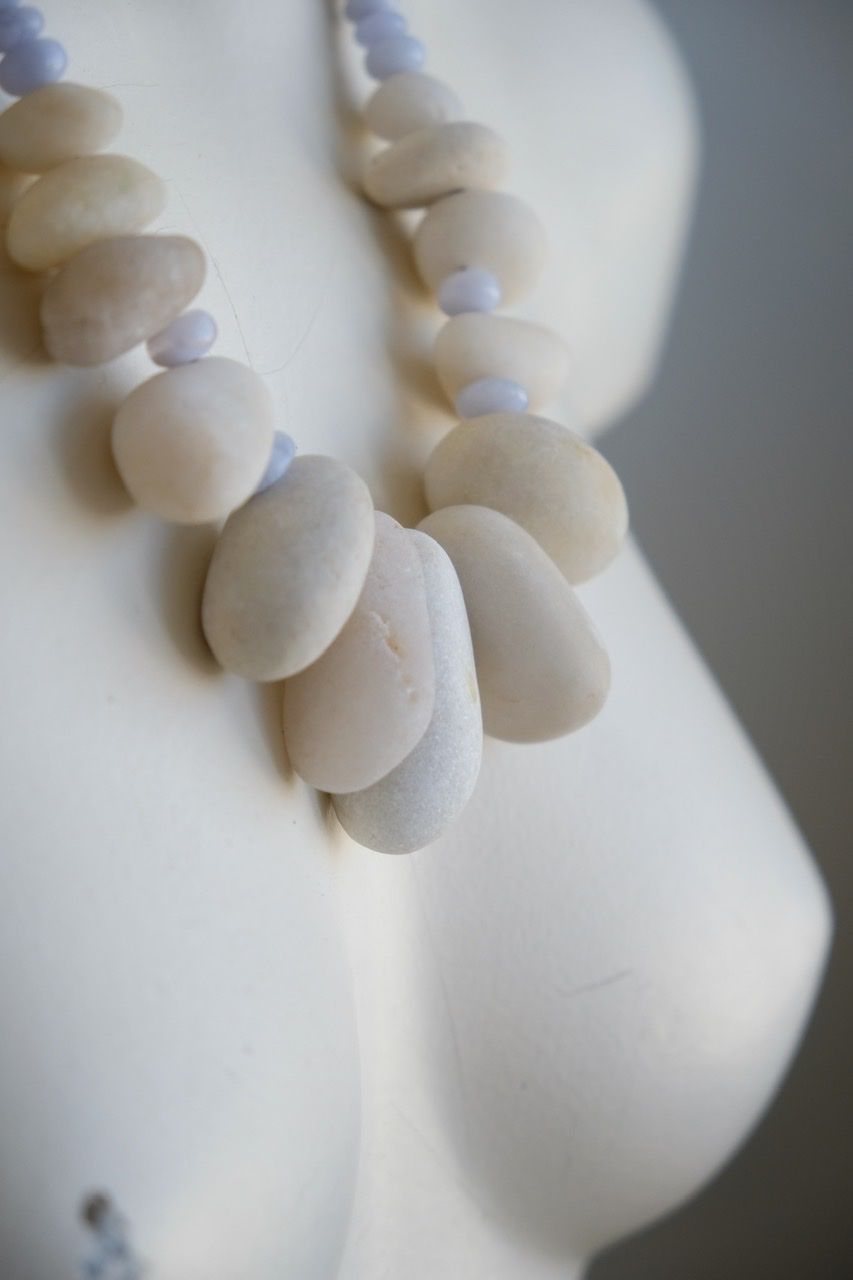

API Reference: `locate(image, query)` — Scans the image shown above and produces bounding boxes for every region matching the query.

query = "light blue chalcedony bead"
[0,35,66,95]
[366,33,425,81]
[0,5,43,52]
[256,430,297,494]
[345,0,394,20]
[455,377,530,419]
[438,267,502,316]
[355,10,406,48]
[146,309,218,367]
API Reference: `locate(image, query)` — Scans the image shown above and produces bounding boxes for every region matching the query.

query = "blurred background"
[592,2,853,1276]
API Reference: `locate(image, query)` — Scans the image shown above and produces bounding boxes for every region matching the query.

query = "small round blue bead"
[355,10,406,48]
[256,431,297,494]
[345,0,394,21]
[147,309,218,367]
[0,5,43,52]
[455,377,530,419]
[0,35,66,95]
[438,267,503,316]
[365,33,425,81]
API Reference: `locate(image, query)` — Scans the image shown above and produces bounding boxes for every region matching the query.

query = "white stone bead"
[6,153,166,272]
[425,414,629,584]
[362,121,509,210]
[40,235,205,367]
[0,82,122,173]
[202,455,375,681]
[435,313,569,411]
[364,71,464,141]
[418,505,610,742]
[413,189,547,305]
[283,512,436,795]
[112,357,274,525]
[333,530,483,854]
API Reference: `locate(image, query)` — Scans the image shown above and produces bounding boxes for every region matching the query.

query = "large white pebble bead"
[414,189,547,305]
[425,414,628,584]
[435,313,569,412]
[333,531,482,853]
[202,455,375,681]
[0,82,122,173]
[284,512,436,794]
[6,154,166,272]
[112,357,274,525]
[363,121,509,210]
[364,71,464,141]
[418,505,610,742]
[41,234,205,366]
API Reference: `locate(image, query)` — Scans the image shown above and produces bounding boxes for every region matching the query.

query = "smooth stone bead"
[345,0,393,19]
[434,313,569,410]
[112,357,274,525]
[6,154,166,272]
[365,34,425,82]
[0,6,43,52]
[333,530,482,854]
[0,36,66,96]
[363,121,508,210]
[414,189,547,305]
[437,266,501,316]
[283,512,436,794]
[255,430,296,493]
[202,455,374,682]
[41,235,206,366]
[455,377,529,418]
[147,308,218,367]
[364,71,463,141]
[0,82,122,173]
[355,10,406,47]
[419,505,610,742]
[425,414,629,584]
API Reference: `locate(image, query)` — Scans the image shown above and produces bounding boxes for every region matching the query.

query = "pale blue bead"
[0,35,66,95]
[146,309,218,367]
[365,33,425,81]
[355,10,406,48]
[0,5,42,50]
[455,377,530,418]
[345,0,394,20]
[438,267,502,316]
[256,431,297,494]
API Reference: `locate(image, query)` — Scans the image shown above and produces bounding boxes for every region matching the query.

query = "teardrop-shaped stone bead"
[365,71,463,141]
[425,414,628,584]
[434,314,569,411]
[202,455,375,682]
[414,189,547,304]
[418,505,610,742]
[0,82,122,173]
[363,121,508,209]
[41,235,205,366]
[283,512,436,794]
[333,530,482,853]
[6,154,166,272]
[112,357,274,525]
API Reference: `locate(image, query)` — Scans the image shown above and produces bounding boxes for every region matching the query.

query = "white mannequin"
[0,3,831,1278]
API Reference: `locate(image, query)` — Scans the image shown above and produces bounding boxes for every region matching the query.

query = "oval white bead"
[413,189,547,304]
[424,414,629,584]
[283,512,436,795]
[0,82,122,173]
[202,455,375,681]
[7,153,166,272]
[111,356,274,525]
[363,121,509,210]
[333,530,483,854]
[364,71,464,141]
[418,505,610,742]
[435,313,569,411]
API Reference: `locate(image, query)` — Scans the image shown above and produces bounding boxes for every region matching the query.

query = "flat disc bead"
[355,10,406,47]
[345,0,395,19]
[112,356,275,524]
[435,313,569,410]
[147,308,218,367]
[363,121,509,209]
[0,6,44,52]
[0,36,66,96]
[364,72,463,141]
[365,34,425,81]
[455,377,528,418]
[437,267,501,316]
[0,82,122,173]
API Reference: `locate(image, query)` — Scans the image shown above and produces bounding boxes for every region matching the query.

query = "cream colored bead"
[202,455,375,682]
[112,357,274,525]
[0,83,122,174]
[425,414,628,584]
[41,235,205,367]
[363,121,509,210]
[365,72,464,142]
[6,155,166,273]
[434,314,569,411]
[419,505,610,742]
[414,189,547,305]
[283,512,436,795]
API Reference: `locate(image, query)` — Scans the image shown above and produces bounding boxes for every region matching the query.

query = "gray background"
[592,2,853,1276]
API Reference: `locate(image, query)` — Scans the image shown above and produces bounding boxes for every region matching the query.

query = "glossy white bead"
[364,71,463,142]
[455,377,529,418]
[0,82,122,173]
[437,267,502,316]
[435,313,570,410]
[363,120,509,210]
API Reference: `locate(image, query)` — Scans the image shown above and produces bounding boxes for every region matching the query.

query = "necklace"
[0,0,628,854]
